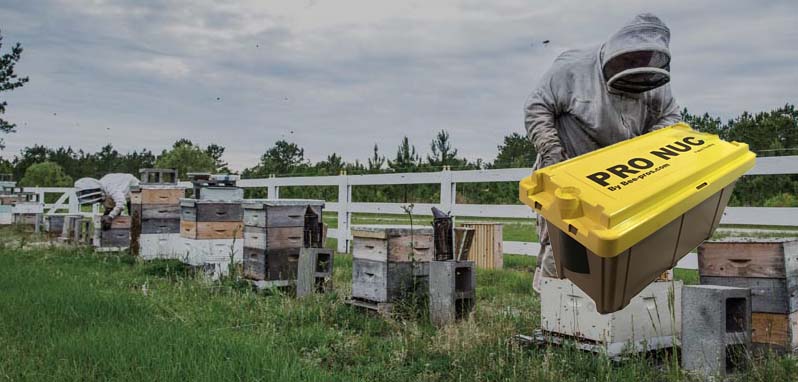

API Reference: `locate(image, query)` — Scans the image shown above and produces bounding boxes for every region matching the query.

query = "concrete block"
[429,260,476,326]
[297,248,334,297]
[682,285,751,378]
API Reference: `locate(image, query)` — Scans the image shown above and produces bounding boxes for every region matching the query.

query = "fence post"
[267,174,279,199]
[439,166,455,213]
[337,170,351,253]
[68,189,79,214]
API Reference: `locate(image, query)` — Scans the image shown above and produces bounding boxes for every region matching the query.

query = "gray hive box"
[351,225,434,303]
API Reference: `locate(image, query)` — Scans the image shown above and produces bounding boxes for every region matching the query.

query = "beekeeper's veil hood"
[74,177,104,205]
[602,13,671,94]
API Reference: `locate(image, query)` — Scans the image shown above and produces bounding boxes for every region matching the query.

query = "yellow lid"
[519,123,756,258]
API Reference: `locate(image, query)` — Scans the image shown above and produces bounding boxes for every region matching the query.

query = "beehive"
[520,123,755,313]
[131,184,184,258]
[351,225,433,303]
[241,199,325,284]
[699,239,798,352]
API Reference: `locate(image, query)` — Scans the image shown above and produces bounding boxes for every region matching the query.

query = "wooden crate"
[459,223,503,269]
[698,239,798,352]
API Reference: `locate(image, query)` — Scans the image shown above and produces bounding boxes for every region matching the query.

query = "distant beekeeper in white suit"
[525,13,681,288]
[74,173,140,230]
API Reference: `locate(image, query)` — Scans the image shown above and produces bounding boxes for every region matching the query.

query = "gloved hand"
[540,148,566,168]
[101,215,113,231]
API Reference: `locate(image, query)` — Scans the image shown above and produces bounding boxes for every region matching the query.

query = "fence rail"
[23,155,798,270]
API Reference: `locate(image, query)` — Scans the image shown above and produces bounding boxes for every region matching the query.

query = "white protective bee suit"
[524,13,681,279]
[74,173,140,219]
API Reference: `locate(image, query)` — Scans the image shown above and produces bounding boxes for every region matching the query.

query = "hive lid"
[520,123,755,258]
[242,199,325,209]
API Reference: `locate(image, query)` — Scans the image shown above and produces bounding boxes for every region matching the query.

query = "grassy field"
[1,227,796,381]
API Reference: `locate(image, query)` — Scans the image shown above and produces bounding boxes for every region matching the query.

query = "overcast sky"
[0,0,795,171]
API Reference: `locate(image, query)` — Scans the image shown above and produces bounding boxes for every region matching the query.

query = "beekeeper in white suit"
[525,13,681,288]
[74,173,139,230]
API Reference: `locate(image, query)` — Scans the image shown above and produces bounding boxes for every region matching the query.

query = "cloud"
[126,57,190,79]
[0,0,795,170]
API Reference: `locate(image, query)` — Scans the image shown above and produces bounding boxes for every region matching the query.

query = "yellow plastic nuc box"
[520,123,756,313]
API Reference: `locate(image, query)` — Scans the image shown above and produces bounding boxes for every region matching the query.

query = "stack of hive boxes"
[698,239,798,352]
[242,199,325,288]
[0,191,21,225]
[180,198,244,277]
[93,215,132,250]
[350,226,434,309]
[11,192,44,228]
[178,173,245,278]
[131,169,184,260]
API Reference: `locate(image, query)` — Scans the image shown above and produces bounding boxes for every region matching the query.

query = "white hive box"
[540,277,682,354]
[139,233,185,261]
[180,238,243,267]
[12,201,44,214]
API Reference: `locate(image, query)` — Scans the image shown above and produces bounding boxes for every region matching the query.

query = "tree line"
[1,104,795,207]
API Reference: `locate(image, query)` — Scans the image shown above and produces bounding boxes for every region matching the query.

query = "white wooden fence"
[24,155,798,268]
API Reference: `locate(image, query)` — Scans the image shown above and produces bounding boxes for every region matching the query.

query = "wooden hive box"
[698,239,798,352]
[94,216,132,248]
[180,199,243,240]
[459,222,503,269]
[351,225,433,303]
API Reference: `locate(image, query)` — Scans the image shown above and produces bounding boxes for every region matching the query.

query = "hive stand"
[682,285,752,378]
[296,248,334,298]
[429,260,476,326]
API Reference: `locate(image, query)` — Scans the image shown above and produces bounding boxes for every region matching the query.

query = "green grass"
[1,230,796,381]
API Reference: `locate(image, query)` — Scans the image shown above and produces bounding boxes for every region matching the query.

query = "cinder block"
[429,260,476,326]
[297,248,334,297]
[682,285,751,378]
